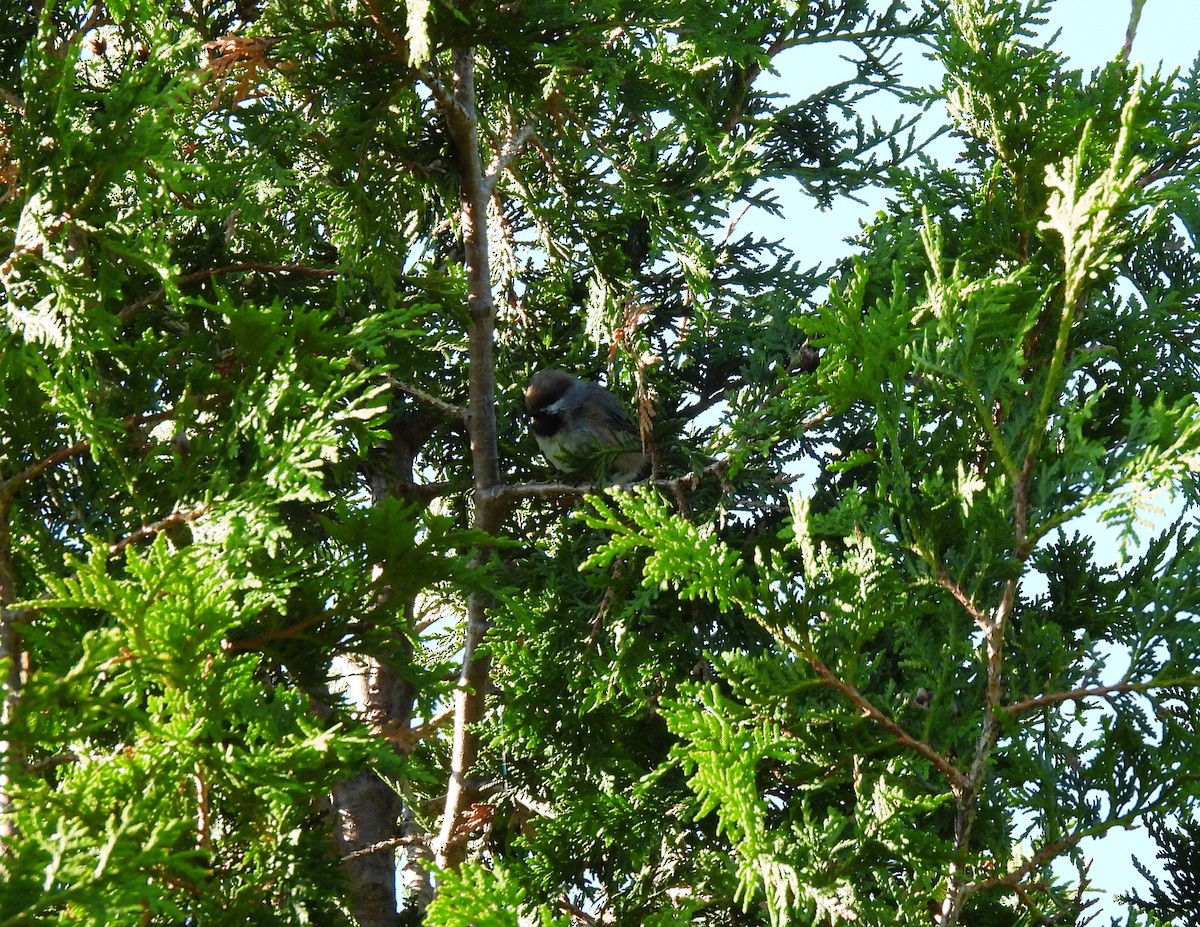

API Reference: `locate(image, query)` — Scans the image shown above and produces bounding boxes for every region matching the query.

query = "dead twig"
[341,832,429,862]
[107,504,208,558]
[806,655,967,792]
[484,116,538,191]
[1003,680,1147,715]
[383,373,467,423]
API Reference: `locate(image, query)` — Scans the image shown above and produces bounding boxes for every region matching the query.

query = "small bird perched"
[524,369,647,484]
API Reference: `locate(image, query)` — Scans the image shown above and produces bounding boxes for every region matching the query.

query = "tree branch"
[342,832,429,862]
[0,440,89,503]
[221,609,329,654]
[383,373,468,423]
[1,407,181,504]
[973,830,1086,895]
[938,574,1021,927]
[970,786,1196,902]
[481,457,735,506]
[1003,679,1150,715]
[0,496,20,843]
[107,504,208,558]
[484,117,538,191]
[806,655,967,792]
[932,563,989,631]
[433,44,508,872]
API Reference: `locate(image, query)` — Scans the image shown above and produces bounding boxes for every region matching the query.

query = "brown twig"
[513,789,556,820]
[107,504,208,558]
[24,751,81,773]
[720,8,805,133]
[974,831,1085,894]
[940,463,1031,925]
[556,896,599,926]
[0,440,90,503]
[484,117,538,191]
[1136,133,1200,190]
[406,705,456,744]
[483,456,734,506]
[933,564,988,631]
[480,481,591,504]
[586,576,619,648]
[383,373,468,423]
[341,832,429,862]
[1003,680,1144,715]
[221,611,329,654]
[1,408,181,507]
[807,655,967,792]
[194,762,211,849]
[362,0,411,63]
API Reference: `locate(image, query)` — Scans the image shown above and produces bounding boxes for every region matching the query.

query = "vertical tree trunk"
[332,663,406,927]
[335,413,433,926]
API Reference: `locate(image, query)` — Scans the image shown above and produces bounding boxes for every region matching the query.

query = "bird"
[524,369,647,483]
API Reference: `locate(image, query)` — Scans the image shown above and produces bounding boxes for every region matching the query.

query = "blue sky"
[761,0,1198,256]
[1044,7,1195,911]
[761,0,1198,919]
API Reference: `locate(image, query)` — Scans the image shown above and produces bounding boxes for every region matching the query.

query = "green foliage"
[426,862,571,927]
[2,0,1199,925]
[2,541,375,925]
[578,1,1200,923]
[1122,816,1200,926]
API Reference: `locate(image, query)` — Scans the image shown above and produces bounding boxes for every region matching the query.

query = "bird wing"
[580,382,637,436]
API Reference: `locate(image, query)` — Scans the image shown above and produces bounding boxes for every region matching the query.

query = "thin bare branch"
[342,832,429,862]
[1,408,183,508]
[484,118,538,191]
[400,481,455,505]
[361,0,410,62]
[513,790,556,820]
[436,591,491,868]
[720,8,806,133]
[720,202,754,246]
[415,64,460,117]
[222,610,329,654]
[483,457,735,506]
[974,830,1087,894]
[1137,133,1200,190]
[941,455,1032,925]
[384,374,468,423]
[107,504,208,558]
[433,44,508,872]
[807,655,967,792]
[557,896,599,926]
[481,481,590,504]
[1003,680,1148,715]
[934,563,989,631]
[0,440,90,502]
[969,788,1196,908]
[194,763,211,849]
[407,705,455,743]
[24,751,81,773]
